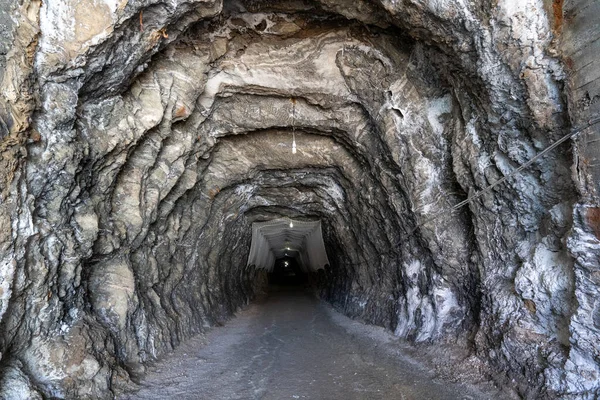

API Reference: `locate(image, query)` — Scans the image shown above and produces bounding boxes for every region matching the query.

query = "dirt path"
[121,288,501,400]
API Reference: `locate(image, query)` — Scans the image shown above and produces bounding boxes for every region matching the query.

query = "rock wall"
[563,0,600,197]
[0,0,597,398]
[560,0,600,396]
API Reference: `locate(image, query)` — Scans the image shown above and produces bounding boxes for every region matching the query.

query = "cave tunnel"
[248,217,325,287]
[268,256,308,286]
[1,0,600,398]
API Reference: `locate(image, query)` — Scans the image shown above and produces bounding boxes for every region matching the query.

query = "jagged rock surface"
[0,0,598,399]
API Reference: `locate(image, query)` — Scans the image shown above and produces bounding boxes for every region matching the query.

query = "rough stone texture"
[563,0,600,198]
[0,0,597,399]
[558,1,600,397]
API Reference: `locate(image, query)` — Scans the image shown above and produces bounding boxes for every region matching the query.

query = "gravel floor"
[121,287,503,400]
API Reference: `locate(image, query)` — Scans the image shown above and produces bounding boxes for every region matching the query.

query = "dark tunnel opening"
[268,257,308,287]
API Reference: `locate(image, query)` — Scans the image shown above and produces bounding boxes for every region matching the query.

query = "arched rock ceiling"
[0,0,598,399]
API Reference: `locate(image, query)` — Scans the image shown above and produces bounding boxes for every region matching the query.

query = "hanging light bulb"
[289,220,294,228]
[291,98,297,155]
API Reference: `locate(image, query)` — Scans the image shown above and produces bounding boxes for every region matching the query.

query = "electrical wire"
[339,117,600,267]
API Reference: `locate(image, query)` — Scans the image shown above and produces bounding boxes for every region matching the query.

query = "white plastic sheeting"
[247,218,329,272]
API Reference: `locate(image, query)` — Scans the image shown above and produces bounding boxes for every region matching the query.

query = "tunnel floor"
[121,287,503,400]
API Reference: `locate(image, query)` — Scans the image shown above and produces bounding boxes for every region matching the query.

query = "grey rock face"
[0,0,598,398]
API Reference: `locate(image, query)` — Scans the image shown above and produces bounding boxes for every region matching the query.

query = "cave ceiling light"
[291,98,297,155]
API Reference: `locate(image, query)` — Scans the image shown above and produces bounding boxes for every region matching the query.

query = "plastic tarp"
[247,218,329,273]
